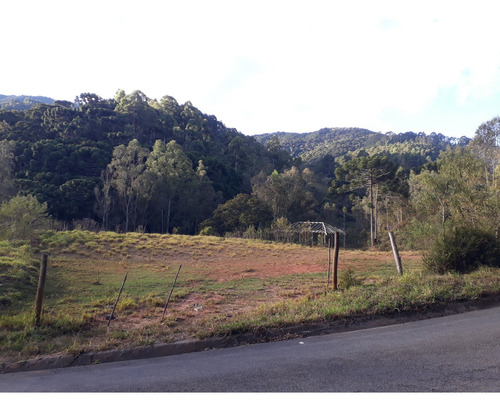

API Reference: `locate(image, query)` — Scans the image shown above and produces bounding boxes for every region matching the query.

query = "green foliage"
[106,139,151,232]
[0,90,293,234]
[200,193,273,235]
[423,226,500,274]
[470,116,500,177]
[0,240,38,310]
[409,147,495,232]
[0,94,54,110]
[251,167,318,221]
[215,268,500,337]
[332,155,401,247]
[254,128,467,170]
[0,195,50,240]
[339,267,359,290]
[2,90,491,249]
[270,217,294,242]
[0,140,16,202]
[199,226,217,236]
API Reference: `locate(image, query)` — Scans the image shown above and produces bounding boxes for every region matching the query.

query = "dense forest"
[254,128,471,172]
[1,90,500,271]
[0,91,293,235]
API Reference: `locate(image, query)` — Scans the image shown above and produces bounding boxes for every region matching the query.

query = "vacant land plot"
[1,230,498,366]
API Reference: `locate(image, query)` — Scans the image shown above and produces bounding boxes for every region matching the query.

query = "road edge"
[2,293,500,374]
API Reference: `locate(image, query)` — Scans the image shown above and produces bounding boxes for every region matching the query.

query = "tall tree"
[252,166,317,221]
[146,140,199,233]
[334,155,397,247]
[114,90,162,145]
[106,139,151,232]
[95,167,113,230]
[191,160,219,231]
[470,116,500,186]
[265,135,292,171]
[410,147,491,235]
[200,193,273,235]
[0,140,16,202]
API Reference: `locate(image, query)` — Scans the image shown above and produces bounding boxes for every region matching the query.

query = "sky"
[3,0,500,138]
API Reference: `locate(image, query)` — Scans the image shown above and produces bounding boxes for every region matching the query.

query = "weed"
[338,267,359,290]
[118,297,139,311]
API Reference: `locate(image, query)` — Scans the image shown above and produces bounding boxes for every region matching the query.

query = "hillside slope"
[254,128,471,167]
[0,94,55,110]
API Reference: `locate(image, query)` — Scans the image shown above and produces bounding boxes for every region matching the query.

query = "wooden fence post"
[333,232,340,290]
[35,253,48,326]
[327,236,332,289]
[388,231,403,275]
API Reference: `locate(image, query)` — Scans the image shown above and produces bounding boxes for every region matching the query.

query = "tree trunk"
[166,198,171,234]
[125,198,130,232]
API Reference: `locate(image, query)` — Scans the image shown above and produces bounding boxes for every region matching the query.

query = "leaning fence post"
[162,265,182,320]
[34,253,48,326]
[107,273,128,327]
[388,231,403,275]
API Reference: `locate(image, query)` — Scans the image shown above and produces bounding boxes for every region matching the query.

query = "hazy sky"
[4,0,500,138]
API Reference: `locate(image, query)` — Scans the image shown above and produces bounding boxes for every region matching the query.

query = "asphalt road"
[1,306,500,392]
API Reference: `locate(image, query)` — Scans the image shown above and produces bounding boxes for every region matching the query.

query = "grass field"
[1,230,500,365]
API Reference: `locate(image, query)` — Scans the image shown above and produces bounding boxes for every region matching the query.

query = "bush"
[423,226,500,274]
[339,267,359,290]
[199,226,217,236]
[0,195,50,241]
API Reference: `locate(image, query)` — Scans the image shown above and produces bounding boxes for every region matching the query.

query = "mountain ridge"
[253,127,471,167]
[0,94,55,110]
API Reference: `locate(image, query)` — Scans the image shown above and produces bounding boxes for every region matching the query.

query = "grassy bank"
[1,230,499,364]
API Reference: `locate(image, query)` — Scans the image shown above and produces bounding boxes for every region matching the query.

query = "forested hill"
[0,90,291,233]
[0,90,476,239]
[0,94,55,110]
[254,128,471,170]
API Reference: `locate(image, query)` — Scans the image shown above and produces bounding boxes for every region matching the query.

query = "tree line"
[1,90,500,273]
[0,90,294,234]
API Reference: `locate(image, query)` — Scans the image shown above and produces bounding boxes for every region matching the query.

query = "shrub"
[199,226,217,236]
[0,195,50,241]
[423,226,500,274]
[339,267,359,290]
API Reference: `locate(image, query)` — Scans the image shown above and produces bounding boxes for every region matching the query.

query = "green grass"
[0,241,39,310]
[211,268,500,337]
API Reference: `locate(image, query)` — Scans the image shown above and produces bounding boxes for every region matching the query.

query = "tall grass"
[209,268,500,337]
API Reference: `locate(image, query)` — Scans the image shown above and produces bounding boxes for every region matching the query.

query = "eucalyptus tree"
[106,139,151,232]
[470,116,500,186]
[251,166,317,222]
[146,140,200,233]
[410,147,492,236]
